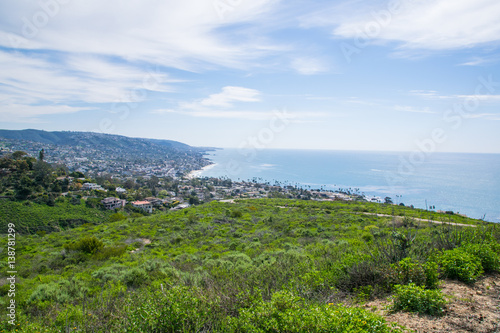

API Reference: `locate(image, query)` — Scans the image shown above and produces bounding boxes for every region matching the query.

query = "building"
[81,183,105,191]
[101,197,126,210]
[115,187,127,194]
[131,200,153,213]
[145,197,164,207]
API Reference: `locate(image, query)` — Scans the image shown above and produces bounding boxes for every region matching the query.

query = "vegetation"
[391,283,447,316]
[0,197,498,332]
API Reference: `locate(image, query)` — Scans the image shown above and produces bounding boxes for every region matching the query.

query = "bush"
[64,236,104,254]
[109,212,127,222]
[391,283,447,316]
[462,242,500,273]
[391,257,426,287]
[424,261,440,289]
[227,290,404,332]
[122,267,149,288]
[337,260,383,292]
[438,248,483,284]
[125,286,212,332]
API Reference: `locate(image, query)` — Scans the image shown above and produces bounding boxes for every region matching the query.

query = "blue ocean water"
[200,149,500,223]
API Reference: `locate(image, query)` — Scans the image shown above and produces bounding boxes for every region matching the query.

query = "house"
[101,197,126,210]
[81,183,105,191]
[115,187,127,194]
[145,197,164,207]
[131,200,153,213]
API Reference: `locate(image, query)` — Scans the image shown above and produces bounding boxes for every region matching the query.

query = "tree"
[11,151,27,160]
[70,171,85,178]
[384,196,393,204]
[38,148,45,162]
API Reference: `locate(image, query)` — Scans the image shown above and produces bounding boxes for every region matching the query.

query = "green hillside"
[0,199,498,332]
[0,129,193,151]
[0,200,112,234]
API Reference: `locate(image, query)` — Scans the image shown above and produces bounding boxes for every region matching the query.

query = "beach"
[185,163,217,179]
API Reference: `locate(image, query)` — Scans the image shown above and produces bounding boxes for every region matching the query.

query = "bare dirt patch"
[364,274,500,332]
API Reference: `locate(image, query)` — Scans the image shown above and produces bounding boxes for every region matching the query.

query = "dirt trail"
[361,213,476,227]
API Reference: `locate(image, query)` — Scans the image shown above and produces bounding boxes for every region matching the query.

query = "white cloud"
[0,49,176,121]
[198,86,261,108]
[153,86,263,119]
[0,0,278,70]
[0,1,285,123]
[307,0,500,50]
[394,105,434,114]
[290,57,329,75]
[152,86,327,120]
[0,104,92,123]
[411,90,500,102]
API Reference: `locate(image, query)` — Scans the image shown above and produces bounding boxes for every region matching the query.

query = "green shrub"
[424,261,439,289]
[227,290,404,332]
[390,257,426,287]
[462,243,500,273]
[94,244,127,260]
[109,212,127,222]
[28,278,88,305]
[122,267,149,287]
[353,285,374,302]
[391,283,447,316]
[438,248,483,284]
[64,236,104,254]
[125,286,212,332]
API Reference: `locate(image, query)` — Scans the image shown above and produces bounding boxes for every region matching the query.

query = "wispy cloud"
[411,90,500,102]
[152,86,265,119]
[195,86,261,108]
[152,86,327,120]
[0,104,93,123]
[305,0,500,51]
[394,105,435,114]
[0,1,281,123]
[290,57,329,75]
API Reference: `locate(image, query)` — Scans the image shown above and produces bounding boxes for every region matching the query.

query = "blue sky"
[1,0,499,152]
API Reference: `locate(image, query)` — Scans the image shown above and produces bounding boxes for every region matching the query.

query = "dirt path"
[360,213,476,227]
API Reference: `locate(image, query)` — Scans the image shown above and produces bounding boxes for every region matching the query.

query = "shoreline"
[185,163,217,179]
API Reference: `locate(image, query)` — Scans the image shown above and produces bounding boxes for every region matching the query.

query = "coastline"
[185,163,217,179]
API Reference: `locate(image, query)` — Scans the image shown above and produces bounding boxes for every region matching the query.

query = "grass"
[0,198,497,332]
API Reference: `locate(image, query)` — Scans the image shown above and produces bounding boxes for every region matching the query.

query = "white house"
[115,187,127,194]
[82,183,105,191]
[131,200,153,213]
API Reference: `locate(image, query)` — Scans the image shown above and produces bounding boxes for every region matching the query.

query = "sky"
[0,0,500,153]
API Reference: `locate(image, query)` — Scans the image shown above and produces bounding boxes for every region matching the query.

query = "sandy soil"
[363,273,500,332]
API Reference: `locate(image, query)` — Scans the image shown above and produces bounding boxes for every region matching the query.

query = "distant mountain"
[0,129,194,151]
[0,129,212,176]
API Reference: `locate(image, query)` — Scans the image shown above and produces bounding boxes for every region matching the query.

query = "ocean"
[199,149,500,223]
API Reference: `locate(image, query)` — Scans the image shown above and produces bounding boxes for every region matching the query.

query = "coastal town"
[0,133,363,216]
[0,130,468,218]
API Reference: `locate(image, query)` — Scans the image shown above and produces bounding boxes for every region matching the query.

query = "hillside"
[0,129,193,151]
[0,198,498,332]
[0,129,212,177]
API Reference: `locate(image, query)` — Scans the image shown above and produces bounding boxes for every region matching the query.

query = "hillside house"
[131,200,153,213]
[81,183,105,191]
[101,197,126,210]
